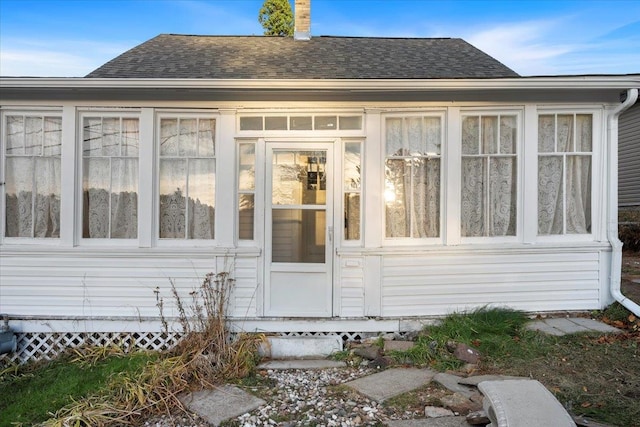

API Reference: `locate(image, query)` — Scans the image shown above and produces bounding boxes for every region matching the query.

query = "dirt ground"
[622,251,640,304]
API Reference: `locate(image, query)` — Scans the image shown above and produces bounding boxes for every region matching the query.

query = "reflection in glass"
[239,194,255,240]
[272,150,326,205]
[272,209,325,263]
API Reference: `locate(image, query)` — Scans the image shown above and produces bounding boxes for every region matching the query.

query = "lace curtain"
[385,117,441,238]
[82,117,139,238]
[5,115,61,238]
[538,114,592,234]
[159,118,215,239]
[461,115,517,237]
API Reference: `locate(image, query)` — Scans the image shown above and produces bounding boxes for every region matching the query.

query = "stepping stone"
[526,317,621,336]
[179,385,265,427]
[433,373,476,398]
[387,417,469,427]
[345,367,436,402]
[566,317,621,333]
[258,359,346,370]
[478,380,576,427]
[258,336,342,358]
[459,374,528,386]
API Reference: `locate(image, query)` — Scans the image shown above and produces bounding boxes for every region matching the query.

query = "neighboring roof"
[86,34,519,79]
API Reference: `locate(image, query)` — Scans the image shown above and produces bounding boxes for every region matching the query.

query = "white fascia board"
[1,76,639,91]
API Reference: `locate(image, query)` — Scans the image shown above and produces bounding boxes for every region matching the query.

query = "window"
[538,113,592,235]
[159,117,215,239]
[238,142,255,240]
[4,114,62,238]
[461,114,518,237]
[239,114,363,131]
[384,116,441,238]
[82,116,139,239]
[344,142,361,241]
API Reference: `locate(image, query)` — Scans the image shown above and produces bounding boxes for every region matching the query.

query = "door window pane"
[272,151,326,205]
[272,209,325,263]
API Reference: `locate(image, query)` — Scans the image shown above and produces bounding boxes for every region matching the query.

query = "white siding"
[338,257,365,317]
[0,250,258,319]
[381,250,602,316]
[619,101,640,207]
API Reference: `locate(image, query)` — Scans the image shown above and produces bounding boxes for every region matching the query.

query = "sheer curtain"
[385,117,440,238]
[159,117,215,239]
[538,114,592,235]
[5,115,61,238]
[83,117,138,238]
[461,115,517,237]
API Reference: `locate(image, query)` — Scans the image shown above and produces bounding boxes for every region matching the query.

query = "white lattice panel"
[0,332,181,366]
[0,330,390,366]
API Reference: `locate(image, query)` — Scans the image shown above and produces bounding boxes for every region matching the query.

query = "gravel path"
[144,365,426,427]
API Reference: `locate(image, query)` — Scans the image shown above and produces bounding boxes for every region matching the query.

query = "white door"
[265,143,333,317]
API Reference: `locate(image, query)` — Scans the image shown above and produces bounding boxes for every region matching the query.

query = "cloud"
[465,17,640,76]
[0,38,134,77]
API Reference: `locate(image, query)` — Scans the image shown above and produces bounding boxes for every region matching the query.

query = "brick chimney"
[294,0,311,40]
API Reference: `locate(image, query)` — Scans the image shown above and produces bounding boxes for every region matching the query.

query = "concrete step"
[478,379,576,427]
[258,335,342,359]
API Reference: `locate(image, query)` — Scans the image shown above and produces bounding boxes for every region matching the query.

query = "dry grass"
[42,271,263,427]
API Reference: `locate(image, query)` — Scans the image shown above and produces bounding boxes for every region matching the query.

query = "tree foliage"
[258,0,294,36]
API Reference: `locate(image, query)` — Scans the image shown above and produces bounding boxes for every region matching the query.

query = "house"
[619,100,640,209]
[1,1,639,363]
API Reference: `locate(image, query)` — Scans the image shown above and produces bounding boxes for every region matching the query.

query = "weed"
[34,270,264,427]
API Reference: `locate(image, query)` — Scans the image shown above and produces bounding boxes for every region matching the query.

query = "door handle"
[328,226,334,243]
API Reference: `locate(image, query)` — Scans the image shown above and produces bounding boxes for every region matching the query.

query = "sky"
[0,0,639,77]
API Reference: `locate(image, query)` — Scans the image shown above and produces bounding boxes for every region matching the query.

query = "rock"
[440,392,482,415]
[446,340,458,352]
[354,345,380,360]
[466,410,490,425]
[381,333,397,341]
[453,343,481,364]
[384,340,415,352]
[425,406,455,418]
[368,355,393,369]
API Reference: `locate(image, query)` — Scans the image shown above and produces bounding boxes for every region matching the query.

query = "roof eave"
[1,76,639,91]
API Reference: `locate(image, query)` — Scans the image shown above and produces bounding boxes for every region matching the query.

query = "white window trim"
[534,108,602,243]
[341,138,365,247]
[76,110,142,246]
[154,111,220,248]
[1,109,64,245]
[459,108,524,244]
[236,138,259,247]
[381,111,446,246]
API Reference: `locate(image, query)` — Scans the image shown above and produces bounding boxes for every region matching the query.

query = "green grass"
[390,307,640,426]
[0,351,156,427]
[392,306,532,370]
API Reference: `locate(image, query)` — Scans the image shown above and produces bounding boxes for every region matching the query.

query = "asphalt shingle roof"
[86,34,519,79]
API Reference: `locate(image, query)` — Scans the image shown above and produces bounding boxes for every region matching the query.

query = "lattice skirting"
[0,331,182,366]
[0,330,382,366]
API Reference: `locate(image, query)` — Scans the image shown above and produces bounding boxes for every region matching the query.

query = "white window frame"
[1,109,63,245]
[236,138,258,245]
[154,111,219,248]
[76,110,142,246]
[341,138,364,247]
[535,107,602,243]
[459,108,523,244]
[382,111,445,246]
